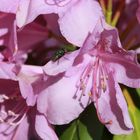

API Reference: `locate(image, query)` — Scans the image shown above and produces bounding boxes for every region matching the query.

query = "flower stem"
[111,11,120,27]
[106,0,112,24]
[123,88,136,112]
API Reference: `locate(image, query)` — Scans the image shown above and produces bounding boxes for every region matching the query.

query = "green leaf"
[57,104,104,140]
[113,89,140,140]
[59,120,93,140]
[113,108,140,140]
[136,89,140,97]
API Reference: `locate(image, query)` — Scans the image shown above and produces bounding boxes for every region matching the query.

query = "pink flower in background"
[0,13,17,60]
[0,0,104,47]
[0,62,58,140]
[0,12,48,63]
[116,0,140,50]
[0,61,44,106]
[0,82,58,140]
[41,22,140,134]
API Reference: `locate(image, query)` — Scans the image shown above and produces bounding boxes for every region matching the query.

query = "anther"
[8,110,18,117]
[79,102,85,109]
[2,95,9,100]
[105,120,112,125]
[80,83,85,91]
[73,94,77,99]
[101,81,107,92]
[88,92,92,97]
[0,94,9,103]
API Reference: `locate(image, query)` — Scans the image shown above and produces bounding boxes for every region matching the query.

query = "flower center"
[91,58,112,125]
[0,88,28,126]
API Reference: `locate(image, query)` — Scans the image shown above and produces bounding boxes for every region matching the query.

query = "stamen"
[99,61,108,93]
[79,102,85,109]
[92,58,100,101]
[1,110,7,116]
[101,81,106,92]
[8,110,18,117]
[0,94,9,103]
[79,82,86,91]
[73,63,92,99]
[0,98,28,126]
[105,120,113,125]
[8,112,27,126]
[88,92,92,97]
[2,95,9,100]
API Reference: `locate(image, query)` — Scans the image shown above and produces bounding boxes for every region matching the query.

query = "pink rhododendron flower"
[0,0,19,14]
[0,81,58,140]
[0,12,48,63]
[0,61,58,140]
[57,0,104,46]
[0,12,17,60]
[41,22,140,134]
[0,0,104,47]
[1,0,140,138]
[0,61,44,106]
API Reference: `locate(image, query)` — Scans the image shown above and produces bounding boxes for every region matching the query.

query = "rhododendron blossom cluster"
[0,0,140,140]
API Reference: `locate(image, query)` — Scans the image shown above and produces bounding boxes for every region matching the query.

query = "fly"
[51,45,79,62]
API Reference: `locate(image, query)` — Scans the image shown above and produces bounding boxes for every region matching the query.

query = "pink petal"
[107,51,140,88]
[18,79,35,106]
[16,0,77,27]
[12,117,29,140]
[35,115,58,140]
[16,0,58,27]
[16,0,31,27]
[0,13,18,60]
[58,0,104,46]
[0,62,17,79]
[0,0,19,13]
[0,117,29,140]
[17,22,48,51]
[18,65,43,106]
[95,72,133,134]
[37,66,92,124]
[43,50,79,75]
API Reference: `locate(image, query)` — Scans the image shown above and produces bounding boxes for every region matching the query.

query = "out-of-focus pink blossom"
[0,61,44,106]
[116,0,140,50]
[0,62,58,140]
[41,22,140,134]
[0,13,17,60]
[0,12,48,63]
[0,85,57,140]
